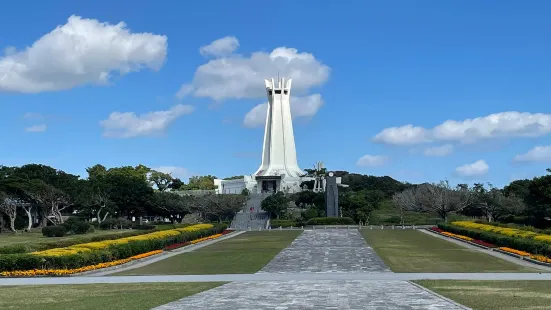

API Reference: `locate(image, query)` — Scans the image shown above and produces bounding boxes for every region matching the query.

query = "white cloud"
[373,125,430,146]
[23,112,44,120]
[423,144,453,157]
[199,36,239,57]
[153,166,190,181]
[178,37,330,101]
[373,112,551,145]
[356,155,389,167]
[455,160,489,177]
[100,104,194,138]
[25,124,47,132]
[243,94,324,128]
[0,15,167,93]
[513,146,551,163]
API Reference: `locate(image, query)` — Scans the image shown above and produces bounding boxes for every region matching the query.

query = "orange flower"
[498,247,530,256]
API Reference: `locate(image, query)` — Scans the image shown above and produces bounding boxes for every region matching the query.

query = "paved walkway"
[2,272,551,286]
[259,230,390,273]
[154,229,468,310]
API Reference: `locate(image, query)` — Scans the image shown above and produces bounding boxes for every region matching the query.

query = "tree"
[0,192,18,232]
[168,178,184,190]
[261,192,290,219]
[503,179,531,202]
[202,194,246,223]
[79,178,112,223]
[104,173,154,218]
[182,175,217,190]
[392,189,418,225]
[341,189,384,224]
[148,171,174,192]
[470,183,521,222]
[396,181,471,222]
[24,179,71,225]
[151,192,190,223]
[525,172,551,226]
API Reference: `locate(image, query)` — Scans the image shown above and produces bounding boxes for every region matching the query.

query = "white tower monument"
[214,77,308,194]
[253,77,305,193]
[255,78,304,178]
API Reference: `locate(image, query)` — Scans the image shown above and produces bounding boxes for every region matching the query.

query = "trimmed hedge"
[438,223,551,257]
[307,217,355,225]
[270,220,301,228]
[42,226,67,237]
[0,224,226,272]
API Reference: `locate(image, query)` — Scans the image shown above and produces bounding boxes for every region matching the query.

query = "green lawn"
[0,282,224,310]
[115,230,302,275]
[416,280,551,310]
[361,229,538,272]
[0,229,134,247]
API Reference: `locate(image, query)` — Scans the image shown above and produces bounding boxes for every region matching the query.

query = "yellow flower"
[452,221,550,244]
[32,224,214,256]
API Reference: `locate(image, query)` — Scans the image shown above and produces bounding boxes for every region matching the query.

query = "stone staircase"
[230,193,271,230]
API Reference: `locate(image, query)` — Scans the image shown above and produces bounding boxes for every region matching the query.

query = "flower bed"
[498,247,530,257]
[439,222,551,265]
[429,226,496,248]
[164,232,226,251]
[0,250,163,277]
[0,223,226,273]
[452,221,551,244]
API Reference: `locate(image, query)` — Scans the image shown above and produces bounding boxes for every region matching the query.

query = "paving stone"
[153,280,464,310]
[259,229,390,273]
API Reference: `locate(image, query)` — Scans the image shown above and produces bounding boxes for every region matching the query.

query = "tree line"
[0,164,245,232]
[263,168,551,228]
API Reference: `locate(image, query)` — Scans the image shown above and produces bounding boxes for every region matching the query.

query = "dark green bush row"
[0,224,227,272]
[307,217,355,225]
[0,224,190,254]
[99,218,132,230]
[270,220,300,228]
[438,223,551,257]
[42,226,67,237]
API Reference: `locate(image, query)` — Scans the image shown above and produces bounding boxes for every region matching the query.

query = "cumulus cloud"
[199,36,239,57]
[243,94,324,128]
[177,37,330,101]
[373,112,551,145]
[100,104,194,138]
[423,144,453,157]
[25,124,47,132]
[513,146,551,163]
[0,15,167,93]
[153,166,190,181]
[455,160,489,177]
[356,155,389,167]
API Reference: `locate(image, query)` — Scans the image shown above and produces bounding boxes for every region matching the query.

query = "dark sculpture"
[325,172,339,217]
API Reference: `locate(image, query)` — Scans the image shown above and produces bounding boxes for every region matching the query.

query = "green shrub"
[307,217,355,225]
[131,224,156,230]
[99,218,132,230]
[270,220,298,228]
[301,208,318,220]
[72,222,92,235]
[42,226,67,237]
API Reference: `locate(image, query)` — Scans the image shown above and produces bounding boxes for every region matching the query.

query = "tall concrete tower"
[255,78,305,179]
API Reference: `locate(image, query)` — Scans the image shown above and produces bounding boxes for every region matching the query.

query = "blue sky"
[0,0,550,188]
